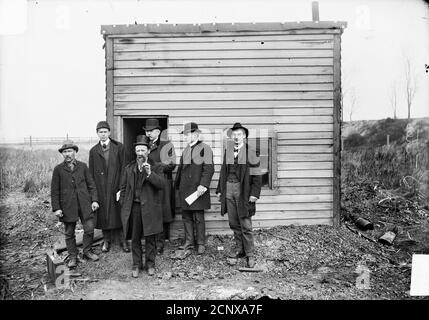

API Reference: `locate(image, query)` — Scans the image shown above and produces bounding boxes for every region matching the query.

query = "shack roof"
[100,21,347,36]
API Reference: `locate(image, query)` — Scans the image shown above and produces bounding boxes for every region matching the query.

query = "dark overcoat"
[88,139,124,229]
[174,140,214,211]
[119,159,164,239]
[148,139,176,223]
[216,142,262,218]
[51,160,98,223]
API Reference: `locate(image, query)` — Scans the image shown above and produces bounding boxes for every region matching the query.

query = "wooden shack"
[100,17,347,238]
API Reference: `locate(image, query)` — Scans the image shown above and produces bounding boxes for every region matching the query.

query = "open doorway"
[122,116,168,164]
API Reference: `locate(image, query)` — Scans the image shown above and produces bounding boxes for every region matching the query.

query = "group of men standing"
[51,119,262,278]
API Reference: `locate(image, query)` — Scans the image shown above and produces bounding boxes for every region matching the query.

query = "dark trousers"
[226,181,254,257]
[103,228,125,244]
[64,209,94,258]
[130,203,156,268]
[155,223,170,249]
[182,210,205,249]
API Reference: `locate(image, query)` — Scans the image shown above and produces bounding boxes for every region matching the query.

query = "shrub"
[344,133,367,149]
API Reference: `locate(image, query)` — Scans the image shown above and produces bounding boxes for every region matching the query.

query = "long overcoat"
[216,142,262,218]
[148,139,176,223]
[119,159,165,239]
[174,140,214,211]
[51,160,98,223]
[88,139,124,229]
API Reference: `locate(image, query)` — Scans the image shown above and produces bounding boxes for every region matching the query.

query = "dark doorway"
[122,116,168,164]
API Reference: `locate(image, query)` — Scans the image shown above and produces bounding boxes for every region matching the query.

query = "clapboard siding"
[115,75,334,85]
[115,50,334,60]
[104,22,345,235]
[113,34,334,43]
[115,58,334,69]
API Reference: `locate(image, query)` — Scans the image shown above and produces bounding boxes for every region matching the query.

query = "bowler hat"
[181,122,201,134]
[134,135,150,147]
[58,141,79,153]
[96,121,110,131]
[143,118,161,132]
[227,122,249,138]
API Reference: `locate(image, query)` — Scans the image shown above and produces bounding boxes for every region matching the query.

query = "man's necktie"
[234,147,239,159]
[102,143,107,149]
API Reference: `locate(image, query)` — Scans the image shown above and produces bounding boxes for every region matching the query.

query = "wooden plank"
[114,107,333,117]
[114,100,333,109]
[100,22,347,35]
[114,40,333,52]
[278,170,333,178]
[107,29,342,38]
[114,92,333,102]
[114,58,333,69]
[278,186,333,194]
[278,131,333,139]
[114,50,334,61]
[277,178,333,187]
[178,210,333,222]
[278,161,333,170]
[167,115,332,125]
[278,139,333,145]
[279,153,333,161]
[200,202,333,213]
[113,34,334,44]
[114,66,333,77]
[278,145,333,153]
[332,33,342,227]
[114,75,334,85]
[114,83,333,93]
[211,194,333,203]
[105,36,114,134]
[275,123,333,132]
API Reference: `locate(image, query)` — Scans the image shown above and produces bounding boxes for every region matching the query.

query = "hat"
[96,121,110,131]
[134,135,150,147]
[58,140,79,153]
[181,122,201,134]
[227,122,249,138]
[143,118,161,131]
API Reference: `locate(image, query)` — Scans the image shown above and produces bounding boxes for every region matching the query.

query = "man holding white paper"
[175,122,214,257]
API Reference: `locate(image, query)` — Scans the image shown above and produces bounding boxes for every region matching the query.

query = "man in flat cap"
[216,123,262,268]
[144,118,176,255]
[175,122,214,258]
[51,141,100,268]
[89,121,129,253]
[119,135,165,277]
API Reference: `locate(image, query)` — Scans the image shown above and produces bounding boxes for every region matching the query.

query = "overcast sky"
[0,0,428,142]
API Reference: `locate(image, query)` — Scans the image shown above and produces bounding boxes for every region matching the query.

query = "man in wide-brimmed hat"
[143,118,176,255]
[51,141,100,269]
[89,121,129,253]
[174,122,214,258]
[119,135,165,277]
[216,123,262,268]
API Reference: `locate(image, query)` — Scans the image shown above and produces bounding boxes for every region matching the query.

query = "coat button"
[101,172,104,175]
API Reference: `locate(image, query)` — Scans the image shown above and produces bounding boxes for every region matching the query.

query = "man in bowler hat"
[144,118,176,255]
[51,141,100,268]
[216,123,262,268]
[119,135,165,277]
[89,121,129,253]
[175,122,214,257]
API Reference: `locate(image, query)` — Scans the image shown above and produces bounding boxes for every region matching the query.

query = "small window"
[247,136,276,189]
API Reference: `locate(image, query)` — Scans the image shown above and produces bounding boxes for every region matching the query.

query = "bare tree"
[404,56,417,120]
[348,88,357,122]
[389,80,398,119]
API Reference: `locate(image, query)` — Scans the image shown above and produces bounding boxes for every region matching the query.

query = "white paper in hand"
[116,191,121,202]
[185,190,199,205]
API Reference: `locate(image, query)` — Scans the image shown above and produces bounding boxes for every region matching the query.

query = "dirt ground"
[1,189,428,300]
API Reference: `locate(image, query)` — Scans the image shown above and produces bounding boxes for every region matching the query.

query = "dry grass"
[0,147,89,197]
[342,141,429,199]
